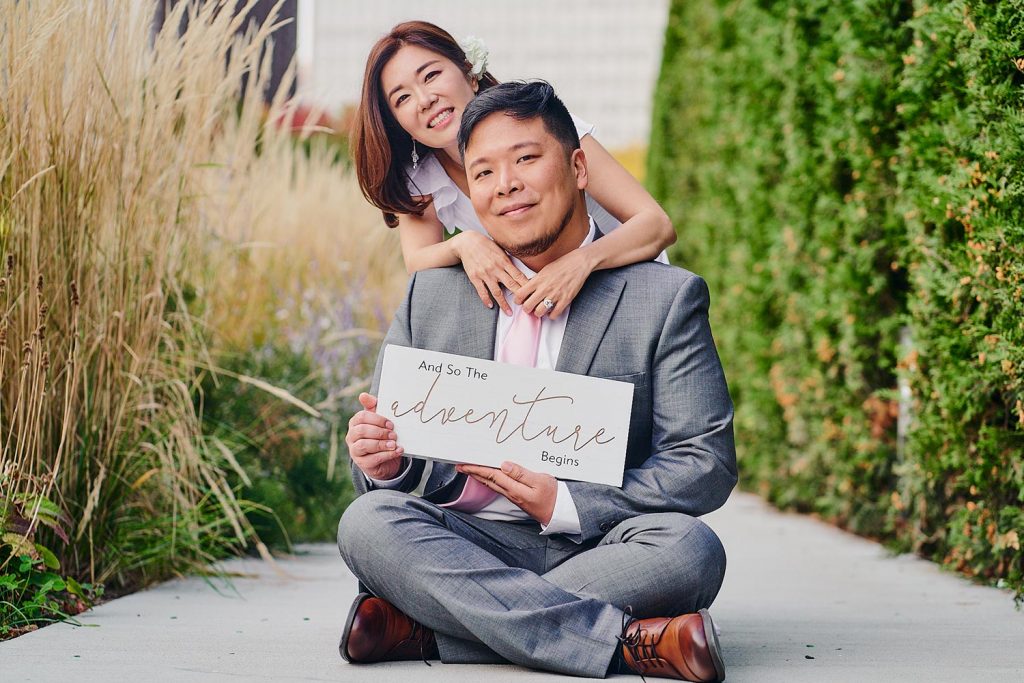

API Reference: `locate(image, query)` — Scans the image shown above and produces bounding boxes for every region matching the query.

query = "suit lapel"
[456,277,499,361]
[556,270,626,375]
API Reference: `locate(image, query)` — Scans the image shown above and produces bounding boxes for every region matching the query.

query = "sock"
[607,643,631,676]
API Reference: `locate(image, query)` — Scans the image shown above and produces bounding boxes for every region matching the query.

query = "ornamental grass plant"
[1,0,404,635]
[199,107,405,549]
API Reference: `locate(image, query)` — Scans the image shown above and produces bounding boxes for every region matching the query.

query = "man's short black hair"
[458,81,580,159]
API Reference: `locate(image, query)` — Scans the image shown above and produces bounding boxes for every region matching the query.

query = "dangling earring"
[411,139,419,171]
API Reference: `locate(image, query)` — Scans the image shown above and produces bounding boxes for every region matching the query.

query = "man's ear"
[571,148,588,191]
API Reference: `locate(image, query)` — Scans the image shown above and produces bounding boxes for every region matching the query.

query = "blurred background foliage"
[649,0,1023,599]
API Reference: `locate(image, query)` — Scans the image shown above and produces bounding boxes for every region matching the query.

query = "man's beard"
[494,203,576,260]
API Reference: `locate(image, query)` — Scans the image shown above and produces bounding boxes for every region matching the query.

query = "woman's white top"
[404,114,669,264]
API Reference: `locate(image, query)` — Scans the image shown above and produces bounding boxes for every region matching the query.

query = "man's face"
[464,114,586,260]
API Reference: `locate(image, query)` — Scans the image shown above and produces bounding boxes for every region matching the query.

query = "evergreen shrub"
[649,0,1023,598]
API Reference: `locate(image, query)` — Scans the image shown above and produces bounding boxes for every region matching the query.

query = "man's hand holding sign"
[456,461,558,526]
[345,393,404,481]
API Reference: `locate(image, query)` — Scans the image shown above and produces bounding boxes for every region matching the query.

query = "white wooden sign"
[376,345,634,487]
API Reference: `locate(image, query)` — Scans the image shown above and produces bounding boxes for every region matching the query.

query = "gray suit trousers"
[337,489,727,678]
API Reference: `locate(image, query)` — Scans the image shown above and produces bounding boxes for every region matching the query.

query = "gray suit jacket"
[353,260,737,543]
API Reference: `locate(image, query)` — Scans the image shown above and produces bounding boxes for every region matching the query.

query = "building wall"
[299,0,669,149]
[155,0,297,101]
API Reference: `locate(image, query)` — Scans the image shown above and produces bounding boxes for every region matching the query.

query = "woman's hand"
[515,249,594,319]
[453,231,529,315]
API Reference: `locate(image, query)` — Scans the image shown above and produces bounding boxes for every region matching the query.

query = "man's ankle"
[607,643,630,676]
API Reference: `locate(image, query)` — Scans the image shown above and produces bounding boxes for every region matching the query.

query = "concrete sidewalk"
[2,491,1022,682]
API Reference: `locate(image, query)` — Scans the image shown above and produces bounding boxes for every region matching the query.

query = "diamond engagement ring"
[542,298,555,310]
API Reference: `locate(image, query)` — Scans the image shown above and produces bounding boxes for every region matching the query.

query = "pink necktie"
[441,306,542,513]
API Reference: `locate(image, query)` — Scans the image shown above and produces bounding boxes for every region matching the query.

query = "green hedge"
[649,0,1023,599]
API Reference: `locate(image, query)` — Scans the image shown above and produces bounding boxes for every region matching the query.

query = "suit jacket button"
[599,523,610,532]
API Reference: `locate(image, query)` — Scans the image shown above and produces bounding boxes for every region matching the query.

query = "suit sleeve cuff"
[540,480,582,542]
[365,458,411,489]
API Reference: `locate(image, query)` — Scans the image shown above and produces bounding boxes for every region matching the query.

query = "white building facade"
[298,0,670,150]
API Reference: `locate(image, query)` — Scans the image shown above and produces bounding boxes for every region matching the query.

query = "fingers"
[504,266,529,291]
[484,278,512,316]
[347,419,403,472]
[513,279,537,306]
[349,435,402,459]
[458,464,503,489]
[347,423,396,450]
[357,447,405,472]
[533,299,555,319]
[466,470,511,498]
[346,395,406,477]
[469,277,495,310]
[346,409,397,458]
[500,461,528,482]
[463,246,527,314]
[547,299,569,319]
[521,291,556,319]
[518,286,558,319]
[468,271,515,314]
[458,463,531,494]
[476,241,526,289]
[497,270,524,296]
[347,408,392,434]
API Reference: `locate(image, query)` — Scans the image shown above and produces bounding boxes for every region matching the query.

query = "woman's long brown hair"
[352,21,499,228]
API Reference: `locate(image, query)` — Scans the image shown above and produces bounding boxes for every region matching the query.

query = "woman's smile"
[427,107,455,130]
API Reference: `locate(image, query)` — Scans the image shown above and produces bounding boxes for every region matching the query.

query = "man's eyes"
[474,156,537,179]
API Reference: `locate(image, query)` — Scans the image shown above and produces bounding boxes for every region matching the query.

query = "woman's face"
[380,44,478,152]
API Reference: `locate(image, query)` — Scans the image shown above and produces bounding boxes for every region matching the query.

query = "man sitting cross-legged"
[337,80,737,682]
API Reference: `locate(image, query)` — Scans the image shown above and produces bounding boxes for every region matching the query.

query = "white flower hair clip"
[458,35,489,77]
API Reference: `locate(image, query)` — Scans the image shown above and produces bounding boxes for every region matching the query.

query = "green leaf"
[35,543,60,570]
[12,493,69,543]
[65,576,85,599]
[34,574,65,594]
[0,573,19,590]
[14,493,62,521]
[34,515,70,544]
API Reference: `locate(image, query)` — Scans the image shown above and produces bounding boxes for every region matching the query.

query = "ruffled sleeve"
[403,154,462,235]
[570,112,596,140]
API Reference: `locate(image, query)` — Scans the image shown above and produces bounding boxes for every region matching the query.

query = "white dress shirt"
[367,220,599,541]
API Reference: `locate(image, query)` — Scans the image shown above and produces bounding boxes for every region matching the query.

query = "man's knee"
[337,489,416,562]
[684,516,726,579]
[618,512,727,604]
[664,514,726,609]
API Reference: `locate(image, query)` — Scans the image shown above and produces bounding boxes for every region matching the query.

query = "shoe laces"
[409,620,432,667]
[616,606,652,682]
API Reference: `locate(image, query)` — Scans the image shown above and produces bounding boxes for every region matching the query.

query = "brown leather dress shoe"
[339,593,438,664]
[619,608,725,681]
